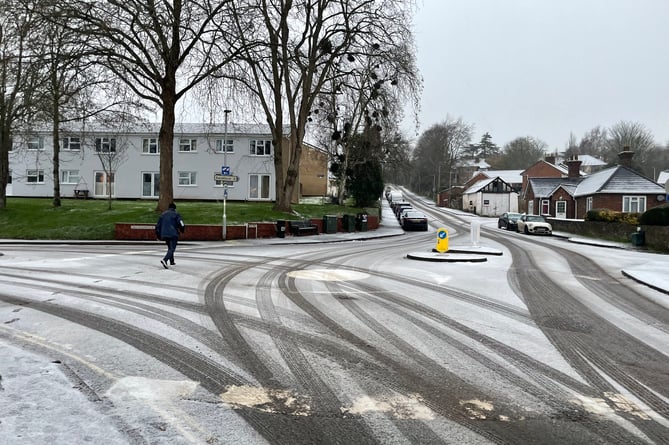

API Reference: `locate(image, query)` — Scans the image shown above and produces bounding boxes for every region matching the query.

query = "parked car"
[401,210,428,231]
[516,214,552,235]
[498,212,522,231]
[393,202,413,219]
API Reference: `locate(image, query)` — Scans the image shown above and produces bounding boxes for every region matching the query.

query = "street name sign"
[214,174,239,182]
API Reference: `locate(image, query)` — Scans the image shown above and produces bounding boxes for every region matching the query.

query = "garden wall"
[115,215,379,241]
[547,218,669,252]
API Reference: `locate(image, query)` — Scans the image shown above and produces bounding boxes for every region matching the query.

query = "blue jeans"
[163,237,178,263]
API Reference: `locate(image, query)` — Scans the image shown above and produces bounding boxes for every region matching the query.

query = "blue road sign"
[221,166,230,175]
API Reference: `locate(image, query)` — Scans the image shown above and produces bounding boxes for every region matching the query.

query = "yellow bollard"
[436,228,449,253]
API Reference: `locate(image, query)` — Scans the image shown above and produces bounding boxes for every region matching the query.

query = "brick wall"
[548,217,669,252]
[115,215,379,241]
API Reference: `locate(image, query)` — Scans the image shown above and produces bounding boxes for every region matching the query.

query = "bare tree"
[0,0,42,209]
[411,117,473,196]
[605,121,656,171]
[225,0,418,212]
[56,0,243,211]
[32,0,139,207]
[489,136,547,170]
[578,126,608,158]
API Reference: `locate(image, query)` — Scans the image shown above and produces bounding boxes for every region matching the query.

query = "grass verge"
[0,198,368,240]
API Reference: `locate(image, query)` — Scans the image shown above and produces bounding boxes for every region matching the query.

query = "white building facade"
[8,123,277,201]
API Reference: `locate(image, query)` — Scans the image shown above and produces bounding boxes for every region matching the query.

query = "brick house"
[525,151,665,219]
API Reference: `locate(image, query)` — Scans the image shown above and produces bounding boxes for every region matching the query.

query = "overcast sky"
[404,0,669,150]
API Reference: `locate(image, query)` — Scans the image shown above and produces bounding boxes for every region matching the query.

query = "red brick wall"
[114,215,379,241]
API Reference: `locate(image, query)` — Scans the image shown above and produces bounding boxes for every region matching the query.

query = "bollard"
[471,220,481,247]
[436,228,449,253]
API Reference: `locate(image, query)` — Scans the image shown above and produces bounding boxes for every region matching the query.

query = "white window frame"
[95,137,117,153]
[61,170,80,184]
[179,138,197,152]
[622,195,646,213]
[586,197,593,212]
[27,136,44,151]
[142,138,159,154]
[94,171,115,196]
[250,139,271,156]
[61,136,81,151]
[249,174,271,200]
[178,171,197,186]
[142,172,160,197]
[540,199,550,215]
[215,138,234,153]
[27,169,45,183]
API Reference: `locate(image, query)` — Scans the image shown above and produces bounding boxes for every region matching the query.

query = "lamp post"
[222,109,231,240]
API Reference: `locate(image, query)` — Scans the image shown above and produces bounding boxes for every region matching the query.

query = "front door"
[555,200,567,218]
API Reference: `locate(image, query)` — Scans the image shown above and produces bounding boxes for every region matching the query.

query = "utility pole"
[222,109,231,240]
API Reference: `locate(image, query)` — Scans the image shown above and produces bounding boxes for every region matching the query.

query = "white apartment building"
[8,123,278,201]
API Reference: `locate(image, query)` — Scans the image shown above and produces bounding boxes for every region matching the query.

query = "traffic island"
[406,251,488,262]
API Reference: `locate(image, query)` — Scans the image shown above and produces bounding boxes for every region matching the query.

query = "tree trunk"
[158,87,176,212]
[52,114,61,207]
[0,125,9,210]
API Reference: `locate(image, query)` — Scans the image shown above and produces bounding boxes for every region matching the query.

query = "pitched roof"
[521,159,569,176]
[482,170,523,184]
[463,177,516,194]
[573,166,664,197]
[657,170,669,186]
[528,177,580,198]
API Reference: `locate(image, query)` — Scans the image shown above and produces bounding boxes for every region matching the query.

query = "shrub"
[586,208,616,222]
[639,203,669,226]
[586,208,639,224]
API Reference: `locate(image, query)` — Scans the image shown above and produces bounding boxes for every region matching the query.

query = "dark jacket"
[155,208,185,240]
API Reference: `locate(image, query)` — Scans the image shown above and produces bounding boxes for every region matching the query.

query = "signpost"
[222,109,231,240]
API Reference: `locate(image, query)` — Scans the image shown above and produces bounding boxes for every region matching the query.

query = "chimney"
[565,155,582,178]
[545,154,556,165]
[618,147,634,168]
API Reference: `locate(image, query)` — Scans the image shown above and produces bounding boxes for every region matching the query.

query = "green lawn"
[0,198,369,240]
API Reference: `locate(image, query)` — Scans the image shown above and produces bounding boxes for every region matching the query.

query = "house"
[524,152,665,219]
[520,156,570,213]
[656,170,669,187]
[462,176,518,216]
[8,123,328,203]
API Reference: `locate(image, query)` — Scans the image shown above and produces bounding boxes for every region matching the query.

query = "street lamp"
[222,109,231,240]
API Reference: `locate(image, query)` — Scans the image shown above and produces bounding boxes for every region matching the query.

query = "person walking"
[155,202,185,269]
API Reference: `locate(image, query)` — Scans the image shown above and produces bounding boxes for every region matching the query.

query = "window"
[27,136,44,150]
[250,139,271,156]
[249,174,271,199]
[27,169,44,183]
[623,196,646,213]
[142,138,159,154]
[8,170,11,184]
[61,137,81,151]
[215,138,234,153]
[179,139,197,152]
[94,171,114,196]
[95,137,117,153]
[586,197,593,212]
[61,170,80,184]
[540,199,550,215]
[178,171,197,186]
[142,172,160,197]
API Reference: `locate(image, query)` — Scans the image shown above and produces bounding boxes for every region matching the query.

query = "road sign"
[221,166,230,175]
[435,228,449,253]
[214,174,239,182]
